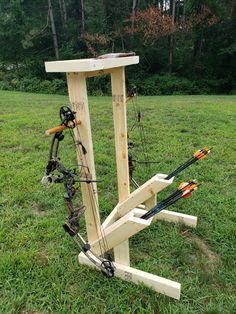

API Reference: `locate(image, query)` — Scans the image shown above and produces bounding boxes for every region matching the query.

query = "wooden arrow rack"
[45,56,198,300]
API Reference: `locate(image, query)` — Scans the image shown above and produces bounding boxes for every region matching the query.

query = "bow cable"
[128,87,159,186]
[68,111,115,271]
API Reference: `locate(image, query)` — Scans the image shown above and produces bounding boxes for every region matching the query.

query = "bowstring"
[69,125,112,263]
[129,91,152,178]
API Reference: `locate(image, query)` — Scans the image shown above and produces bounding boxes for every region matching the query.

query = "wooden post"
[111,67,130,266]
[66,72,101,243]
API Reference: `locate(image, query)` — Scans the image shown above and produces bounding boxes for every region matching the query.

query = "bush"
[0,71,67,95]
[39,79,67,94]
[194,78,232,94]
[137,75,235,95]
[138,74,201,95]
[0,69,234,95]
[87,75,111,95]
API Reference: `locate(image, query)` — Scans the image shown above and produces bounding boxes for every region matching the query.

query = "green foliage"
[136,74,232,95]
[0,75,67,95]
[138,75,200,95]
[0,1,236,94]
[0,71,233,96]
[87,75,111,96]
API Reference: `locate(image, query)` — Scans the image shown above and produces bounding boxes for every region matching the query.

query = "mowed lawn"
[0,90,236,314]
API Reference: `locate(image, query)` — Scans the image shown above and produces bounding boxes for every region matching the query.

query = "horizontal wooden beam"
[45,56,139,73]
[78,253,181,300]
[153,209,198,227]
[91,208,151,254]
[103,204,197,230]
[84,69,111,78]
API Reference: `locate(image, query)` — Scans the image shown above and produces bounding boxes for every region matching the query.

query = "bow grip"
[45,120,81,136]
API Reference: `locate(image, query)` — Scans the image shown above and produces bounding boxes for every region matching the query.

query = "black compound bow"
[42,106,115,278]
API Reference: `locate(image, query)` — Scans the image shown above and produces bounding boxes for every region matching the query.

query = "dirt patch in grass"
[32,203,48,216]
[182,230,220,273]
[11,145,31,152]
[34,248,49,267]
[20,311,42,314]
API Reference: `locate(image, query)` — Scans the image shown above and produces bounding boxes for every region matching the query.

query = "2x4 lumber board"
[112,242,130,266]
[111,66,130,265]
[84,69,111,78]
[102,174,171,230]
[102,204,119,229]
[136,203,197,228]
[102,205,197,231]
[111,67,130,202]
[116,174,173,217]
[153,210,198,228]
[144,195,157,210]
[78,253,181,300]
[45,56,139,73]
[91,208,151,254]
[66,72,101,244]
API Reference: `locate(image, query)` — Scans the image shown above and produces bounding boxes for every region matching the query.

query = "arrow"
[141,180,199,220]
[165,147,212,180]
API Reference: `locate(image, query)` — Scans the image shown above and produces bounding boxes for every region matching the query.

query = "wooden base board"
[78,252,181,300]
[154,209,197,227]
[103,205,198,231]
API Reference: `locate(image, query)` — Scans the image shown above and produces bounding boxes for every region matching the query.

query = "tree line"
[0,0,235,95]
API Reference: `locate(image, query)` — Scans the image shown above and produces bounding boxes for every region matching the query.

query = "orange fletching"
[194,146,211,159]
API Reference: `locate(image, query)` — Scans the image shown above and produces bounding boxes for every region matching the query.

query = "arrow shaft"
[165,157,197,180]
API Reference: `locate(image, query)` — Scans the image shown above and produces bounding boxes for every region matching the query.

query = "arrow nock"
[182,183,200,198]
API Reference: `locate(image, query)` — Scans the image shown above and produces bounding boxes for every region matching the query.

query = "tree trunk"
[168,0,176,73]
[160,0,164,15]
[61,0,67,23]
[193,4,204,63]
[81,0,85,32]
[131,0,138,33]
[164,0,167,13]
[48,0,59,59]
[176,0,179,23]
[58,0,68,39]
[182,0,185,22]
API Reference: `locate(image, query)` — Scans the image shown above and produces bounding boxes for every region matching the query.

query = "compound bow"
[127,91,212,187]
[42,106,115,278]
[127,87,160,188]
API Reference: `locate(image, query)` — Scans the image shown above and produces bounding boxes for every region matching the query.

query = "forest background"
[0,0,235,95]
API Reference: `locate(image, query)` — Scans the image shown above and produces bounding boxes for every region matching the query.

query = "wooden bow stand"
[45,56,197,300]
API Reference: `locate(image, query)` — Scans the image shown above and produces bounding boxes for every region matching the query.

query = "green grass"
[0,90,236,314]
